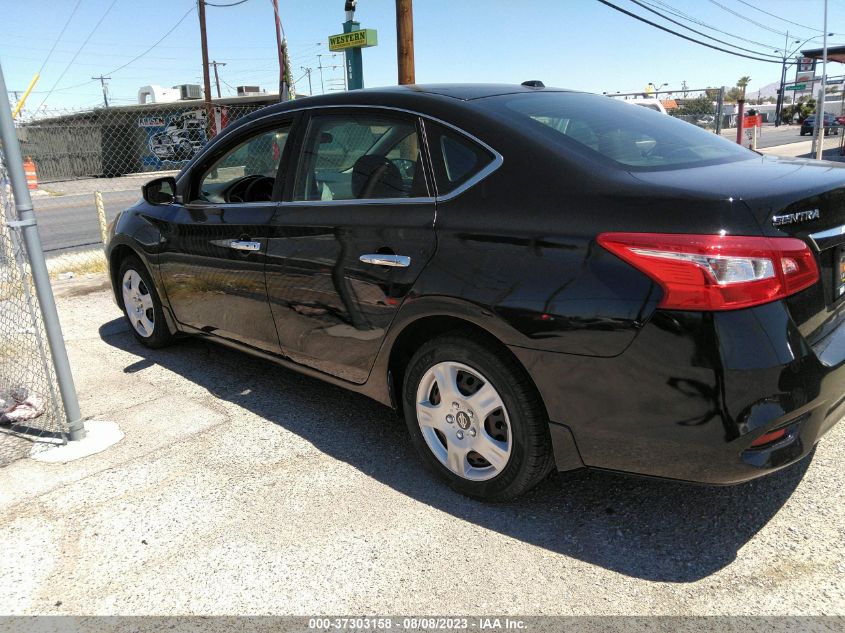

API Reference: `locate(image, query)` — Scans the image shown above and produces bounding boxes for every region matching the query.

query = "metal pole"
[210,61,225,99]
[736,99,745,145]
[0,60,84,441]
[815,0,829,160]
[715,86,725,135]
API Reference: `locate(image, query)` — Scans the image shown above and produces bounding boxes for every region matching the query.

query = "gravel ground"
[0,284,843,616]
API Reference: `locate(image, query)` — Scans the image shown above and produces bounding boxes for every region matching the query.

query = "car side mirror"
[142,176,179,205]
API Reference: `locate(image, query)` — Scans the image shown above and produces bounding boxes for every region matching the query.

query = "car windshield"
[483,91,754,171]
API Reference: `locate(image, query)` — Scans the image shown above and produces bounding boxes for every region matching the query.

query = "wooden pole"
[396,0,415,85]
[198,0,215,135]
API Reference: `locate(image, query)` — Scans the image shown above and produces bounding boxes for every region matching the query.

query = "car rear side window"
[293,113,428,201]
[425,122,495,196]
[486,91,752,171]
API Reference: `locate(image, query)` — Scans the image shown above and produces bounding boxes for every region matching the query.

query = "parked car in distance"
[801,113,840,135]
[108,83,845,500]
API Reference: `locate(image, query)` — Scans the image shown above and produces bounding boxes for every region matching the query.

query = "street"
[33,190,137,253]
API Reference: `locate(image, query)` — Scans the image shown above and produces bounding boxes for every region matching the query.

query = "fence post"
[715,87,725,135]
[94,191,108,245]
[0,60,85,441]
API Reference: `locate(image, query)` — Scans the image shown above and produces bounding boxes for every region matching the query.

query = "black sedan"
[800,113,840,135]
[107,83,845,500]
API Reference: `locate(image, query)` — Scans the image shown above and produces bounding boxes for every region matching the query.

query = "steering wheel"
[224,175,270,203]
[244,175,275,202]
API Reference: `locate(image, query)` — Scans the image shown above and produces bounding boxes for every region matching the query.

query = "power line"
[36,0,84,76]
[33,5,197,96]
[35,0,119,110]
[734,0,823,34]
[205,0,249,5]
[706,0,792,38]
[639,0,781,52]
[595,0,782,63]
[626,0,783,60]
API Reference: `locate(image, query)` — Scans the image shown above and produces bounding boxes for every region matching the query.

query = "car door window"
[293,113,428,201]
[425,121,495,196]
[196,124,290,204]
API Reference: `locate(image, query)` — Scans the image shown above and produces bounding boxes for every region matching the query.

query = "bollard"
[94,191,108,245]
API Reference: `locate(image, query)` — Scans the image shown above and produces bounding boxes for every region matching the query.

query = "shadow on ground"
[100,318,811,583]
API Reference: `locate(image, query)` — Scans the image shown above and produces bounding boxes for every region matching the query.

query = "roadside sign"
[785,84,807,91]
[328,29,378,51]
[743,114,762,128]
[797,57,816,73]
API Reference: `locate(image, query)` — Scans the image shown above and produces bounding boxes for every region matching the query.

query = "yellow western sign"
[328,29,378,51]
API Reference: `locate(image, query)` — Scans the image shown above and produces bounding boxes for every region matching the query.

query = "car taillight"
[597,232,819,311]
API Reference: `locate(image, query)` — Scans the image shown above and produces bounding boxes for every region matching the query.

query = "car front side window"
[195,124,291,204]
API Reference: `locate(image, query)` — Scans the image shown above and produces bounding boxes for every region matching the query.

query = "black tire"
[402,332,554,501]
[117,256,175,348]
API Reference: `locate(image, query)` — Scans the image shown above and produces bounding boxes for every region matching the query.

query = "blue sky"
[1,0,843,112]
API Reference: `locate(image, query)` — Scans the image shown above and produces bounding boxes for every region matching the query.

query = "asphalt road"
[0,286,842,615]
[33,190,137,254]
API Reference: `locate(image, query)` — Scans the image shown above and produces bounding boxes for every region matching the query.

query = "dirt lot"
[1,283,843,615]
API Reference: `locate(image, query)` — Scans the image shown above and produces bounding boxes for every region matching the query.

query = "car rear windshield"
[485,91,754,171]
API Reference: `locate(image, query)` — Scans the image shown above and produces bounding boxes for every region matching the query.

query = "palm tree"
[737,76,752,100]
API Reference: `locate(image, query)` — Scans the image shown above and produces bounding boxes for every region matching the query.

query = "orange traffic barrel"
[23,157,37,190]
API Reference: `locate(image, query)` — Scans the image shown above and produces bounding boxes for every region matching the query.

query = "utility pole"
[317,54,326,94]
[681,80,688,99]
[197,0,215,135]
[91,75,111,107]
[209,60,226,98]
[271,0,289,101]
[813,0,829,160]
[396,0,415,84]
[301,66,313,95]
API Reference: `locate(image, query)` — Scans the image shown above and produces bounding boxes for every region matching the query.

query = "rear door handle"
[359,254,411,268]
[229,240,262,252]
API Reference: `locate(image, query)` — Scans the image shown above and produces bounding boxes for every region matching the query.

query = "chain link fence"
[16,100,270,279]
[0,147,67,466]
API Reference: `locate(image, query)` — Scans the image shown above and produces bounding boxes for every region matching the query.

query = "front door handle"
[229,240,262,252]
[359,254,411,268]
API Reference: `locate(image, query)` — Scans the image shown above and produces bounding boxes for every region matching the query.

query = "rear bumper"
[511,300,844,484]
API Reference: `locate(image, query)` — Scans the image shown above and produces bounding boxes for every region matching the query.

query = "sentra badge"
[772,208,820,227]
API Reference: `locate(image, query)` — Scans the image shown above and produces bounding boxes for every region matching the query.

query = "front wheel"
[118,256,174,348]
[402,333,554,501]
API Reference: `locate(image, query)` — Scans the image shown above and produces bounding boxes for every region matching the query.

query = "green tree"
[737,76,752,99]
[678,94,714,115]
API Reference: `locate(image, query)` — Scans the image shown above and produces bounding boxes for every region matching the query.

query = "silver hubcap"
[122,269,155,338]
[416,361,512,482]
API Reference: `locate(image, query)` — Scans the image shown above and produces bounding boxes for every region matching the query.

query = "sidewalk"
[756,138,845,161]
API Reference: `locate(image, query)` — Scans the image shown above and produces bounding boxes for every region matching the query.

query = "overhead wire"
[36,0,84,76]
[34,5,197,96]
[35,0,119,110]
[706,0,792,38]
[626,0,783,60]
[595,0,782,63]
[638,0,783,51]
[735,0,824,33]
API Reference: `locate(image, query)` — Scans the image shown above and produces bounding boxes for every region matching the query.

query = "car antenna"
[521,80,545,88]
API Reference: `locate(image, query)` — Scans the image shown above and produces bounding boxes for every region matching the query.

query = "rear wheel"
[118,256,174,348]
[402,333,554,501]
